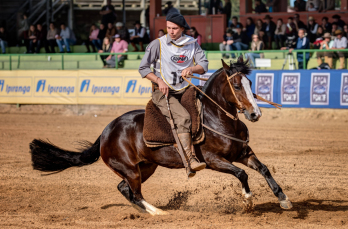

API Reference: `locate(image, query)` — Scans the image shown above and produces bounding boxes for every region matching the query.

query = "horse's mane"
[200,59,251,98]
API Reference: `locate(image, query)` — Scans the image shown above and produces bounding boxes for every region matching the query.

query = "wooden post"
[149,0,162,40]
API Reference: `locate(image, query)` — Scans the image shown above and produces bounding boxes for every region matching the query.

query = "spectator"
[331,30,347,69]
[98,37,112,67]
[56,22,76,53]
[245,34,264,68]
[230,16,239,30]
[294,14,307,31]
[318,0,335,12]
[219,29,233,58]
[158,29,165,38]
[100,0,116,26]
[317,33,333,68]
[190,27,202,45]
[266,0,280,12]
[307,16,319,43]
[27,25,38,53]
[18,13,29,39]
[313,26,324,48]
[285,17,297,42]
[106,34,128,67]
[209,0,223,14]
[332,15,345,30]
[130,21,149,52]
[224,0,232,28]
[321,17,332,33]
[116,22,130,42]
[36,23,49,53]
[105,22,117,40]
[254,0,268,13]
[46,22,58,53]
[263,15,276,49]
[0,26,8,54]
[245,17,255,43]
[282,29,310,69]
[331,23,338,39]
[230,24,248,56]
[306,0,319,11]
[254,19,265,36]
[343,25,348,39]
[274,19,286,49]
[293,0,306,11]
[85,24,99,52]
[97,23,106,48]
[163,1,179,15]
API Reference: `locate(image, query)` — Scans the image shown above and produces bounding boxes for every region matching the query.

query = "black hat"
[134,20,141,25]
[166,12,190,29]
[332,14,341,19]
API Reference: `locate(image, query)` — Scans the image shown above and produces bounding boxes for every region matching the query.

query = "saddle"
[143,87,205,148]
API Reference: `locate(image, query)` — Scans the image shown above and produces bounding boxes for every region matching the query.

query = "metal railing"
[1,49,348,71]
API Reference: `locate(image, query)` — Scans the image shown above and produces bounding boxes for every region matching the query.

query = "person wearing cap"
[281,28,310,69]
[130,21,149,51]
[138,12,208,176]
[116,22,130,42]
[307,16,319,43]
[332,30,347,69]
[332,15,346,30]
[105,34,128,67]
[317,32,334,67]
[263,15,276,49]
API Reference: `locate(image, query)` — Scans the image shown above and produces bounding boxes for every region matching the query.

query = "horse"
[30,56,293,216]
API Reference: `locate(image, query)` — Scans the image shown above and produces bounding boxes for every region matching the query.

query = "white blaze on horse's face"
[241,77,262,121]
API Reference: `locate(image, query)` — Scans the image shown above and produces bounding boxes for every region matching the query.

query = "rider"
[139,12,208,173]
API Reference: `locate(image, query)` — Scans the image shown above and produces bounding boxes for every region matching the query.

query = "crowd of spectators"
[220,13,348,69]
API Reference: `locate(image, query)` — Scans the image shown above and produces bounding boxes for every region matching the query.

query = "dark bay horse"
[30,56,293,216]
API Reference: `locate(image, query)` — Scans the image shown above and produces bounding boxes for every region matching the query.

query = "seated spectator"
[97,24,106,49]
[313,26,324,48]
[318,0,335,11]
[245,34,264,68]
[230,16,239,30]
[254,0,268,13]
[130,21,149,52]
[158,29,165,38]
[190,27,202,45]
[47,22,58,53]
[86,24,100,52]
[332,15,345,30]
[343,25,348,39]
[56,22,76,53]
[285,17,297,47]
[293,0,306,11]
[245,17,255,43]
[321,17,332,33]
[331,23,338,39]
[106,34,128,67]
[27,25,38,53]
[98,37,112,67]
[307,17,319,43]
[263,15,276,49]
[36,23,49,53]
[331,30,347,69]
[281,28,310,69]
[230,24,248,56]
[219,29,233,58]
[294,14,307,31]
[100,0,116,26]
[105,22,117,40]
[254,19,266,42]
[274,19,286,49]
[317,33,334,68]
[306,0,319,11]
[0,26,8,54]
[116,22,130,42]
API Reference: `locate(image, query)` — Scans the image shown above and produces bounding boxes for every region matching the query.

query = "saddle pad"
[143,87,204,147]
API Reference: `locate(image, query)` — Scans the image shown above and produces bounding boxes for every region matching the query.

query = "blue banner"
[192,70,348,109]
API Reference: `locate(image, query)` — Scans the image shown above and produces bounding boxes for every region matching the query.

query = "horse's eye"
[234,85,241,90]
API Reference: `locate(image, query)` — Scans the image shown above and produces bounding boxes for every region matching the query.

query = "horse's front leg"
[204,153,253,211]
[236,146,293,209]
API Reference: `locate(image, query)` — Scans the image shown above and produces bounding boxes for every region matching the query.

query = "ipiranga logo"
[80,79,120,95]
[34,78,76,97]
[78,78,122,97]
[36,79,74,95]
[0,79,31,95]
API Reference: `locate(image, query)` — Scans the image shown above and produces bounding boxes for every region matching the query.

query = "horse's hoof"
[280,198,293,210]
[243,197,253,212]
[152,209,170,216]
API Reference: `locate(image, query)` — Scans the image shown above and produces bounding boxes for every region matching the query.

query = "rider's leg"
[178,132,206,171]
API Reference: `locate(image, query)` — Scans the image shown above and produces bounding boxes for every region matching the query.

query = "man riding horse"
[138,12,208,174]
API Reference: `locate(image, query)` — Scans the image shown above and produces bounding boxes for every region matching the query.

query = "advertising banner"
[340,73,348,106]
[255,73,274,104]
[310,73,330,105]
[281,73,300,105]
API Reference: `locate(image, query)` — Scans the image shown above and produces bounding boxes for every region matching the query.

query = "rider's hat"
[166,12,190,29]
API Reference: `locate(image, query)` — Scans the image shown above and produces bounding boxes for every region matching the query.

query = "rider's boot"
[178,133,206,172]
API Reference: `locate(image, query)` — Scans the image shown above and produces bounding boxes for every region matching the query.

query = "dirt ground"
[0,104,348,229]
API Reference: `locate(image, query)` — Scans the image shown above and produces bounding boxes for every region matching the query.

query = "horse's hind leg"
[237,147,293,209]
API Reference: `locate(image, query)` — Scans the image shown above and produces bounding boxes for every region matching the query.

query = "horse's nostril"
[250,113,257,118]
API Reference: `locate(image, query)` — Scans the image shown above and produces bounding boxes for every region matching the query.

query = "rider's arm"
[192,42,209,74]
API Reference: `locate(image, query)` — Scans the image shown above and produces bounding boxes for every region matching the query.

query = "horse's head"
[221,56,262,122]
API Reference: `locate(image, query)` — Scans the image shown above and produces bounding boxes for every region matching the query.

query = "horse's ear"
[221,59,229,71]
[237,55,244,64]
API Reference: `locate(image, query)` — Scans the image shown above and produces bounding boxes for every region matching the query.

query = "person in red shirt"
[105,34,128,67]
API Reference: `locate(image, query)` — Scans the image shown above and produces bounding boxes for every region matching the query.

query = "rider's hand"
[157,78,169,96]
[181,67,193,77]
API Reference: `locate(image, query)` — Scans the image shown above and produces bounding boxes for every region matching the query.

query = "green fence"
[0,49,347,71]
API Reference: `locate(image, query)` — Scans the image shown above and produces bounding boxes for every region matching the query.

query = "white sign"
[281,73,300,105]
[255,58,271,68]
[255,73,274,104]
[341,73,348,106]
[310,73,330,105]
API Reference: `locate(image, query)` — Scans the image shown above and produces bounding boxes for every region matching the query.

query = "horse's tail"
[29,136,101,172]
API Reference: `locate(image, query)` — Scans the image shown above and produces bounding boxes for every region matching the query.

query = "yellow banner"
[0,70,152,105]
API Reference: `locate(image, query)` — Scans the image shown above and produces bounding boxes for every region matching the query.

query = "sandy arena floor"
[0,104,348,228]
